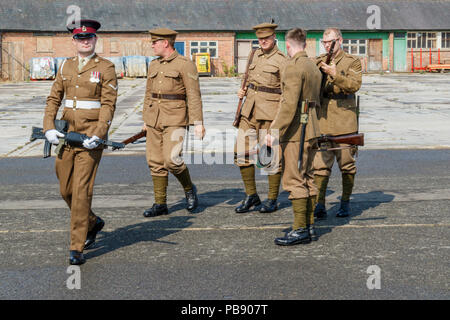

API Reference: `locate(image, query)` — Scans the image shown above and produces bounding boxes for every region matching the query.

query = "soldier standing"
[266,28,322,245]
[234,22,286,214]
[313,28,362,219]
[142,28,205,217]
[43,19,118,265]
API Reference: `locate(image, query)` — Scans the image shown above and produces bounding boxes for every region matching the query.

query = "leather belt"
[248,83,281,94]
[323,92,355,100]
[152,93,186,100]
[65,100,101,109]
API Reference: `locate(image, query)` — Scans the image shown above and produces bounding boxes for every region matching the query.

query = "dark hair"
[286,28,307,47]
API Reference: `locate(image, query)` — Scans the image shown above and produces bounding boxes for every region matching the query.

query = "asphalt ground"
[0,149,449,300]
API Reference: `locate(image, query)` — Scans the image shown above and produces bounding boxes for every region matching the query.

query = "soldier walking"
[234,22,287,214]
[43,19,118,264]
[266,28,323,245]
[313,28,362,219]
[142,28,205,217]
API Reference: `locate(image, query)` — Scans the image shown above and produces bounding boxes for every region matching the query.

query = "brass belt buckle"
[73,100,77,110]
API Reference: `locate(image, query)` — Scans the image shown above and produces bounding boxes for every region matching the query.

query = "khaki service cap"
[149,28,178,42]
[252,22,278,38]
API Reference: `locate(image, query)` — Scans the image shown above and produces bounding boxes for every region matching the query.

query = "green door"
[393,32,407,72]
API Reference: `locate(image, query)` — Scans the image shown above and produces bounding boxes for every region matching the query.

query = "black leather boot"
[259,199,278,213]
[314,202,327,220]
[336,200,351,217]
[143,204,169,217]
[274,228,311,246]
[84,216,105,250]
[185,185,198,212]
[235,194,261,213]
[69,250,86,265]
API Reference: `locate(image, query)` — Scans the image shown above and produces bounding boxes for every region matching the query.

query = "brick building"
[1,0,450,80]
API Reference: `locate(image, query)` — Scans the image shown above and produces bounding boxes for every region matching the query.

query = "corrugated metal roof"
[0,0,449,32]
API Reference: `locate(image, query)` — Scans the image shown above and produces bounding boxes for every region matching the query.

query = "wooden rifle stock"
[111,130,146,150]
[318,133,364,146]
[233,48,257,128]
[121,130,146,145]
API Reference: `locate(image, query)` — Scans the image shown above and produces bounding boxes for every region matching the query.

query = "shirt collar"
[161,50,178,62]
[292,51,308,59]
[258,45,279,58]
[332,49,345,64]
[78,52,96,62]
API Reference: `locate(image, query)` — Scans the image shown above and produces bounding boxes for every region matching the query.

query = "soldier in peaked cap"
[141,28,205,217]
[234,22,287,214]
[43,19,118,265]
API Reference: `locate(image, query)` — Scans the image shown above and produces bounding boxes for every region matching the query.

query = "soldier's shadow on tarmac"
[172,187,252,214]
[85,215,195,260]
[312,190,395,238]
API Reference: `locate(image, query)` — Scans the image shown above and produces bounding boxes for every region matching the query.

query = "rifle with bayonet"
[233,48,257,128]
[30,120,125,158]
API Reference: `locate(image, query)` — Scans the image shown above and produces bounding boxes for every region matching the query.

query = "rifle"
[30,120,68,158]
[317,133,364,151]
[320,39,336,94]
[30,121,125,158]
[112,130,146,150]
[233,48,257,128]
[356,95,360,132]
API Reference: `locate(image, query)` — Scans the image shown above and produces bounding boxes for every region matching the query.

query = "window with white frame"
[441,32,450,48]
[342,39,367,55]
[190,41,218,58]
[407,32,437,49]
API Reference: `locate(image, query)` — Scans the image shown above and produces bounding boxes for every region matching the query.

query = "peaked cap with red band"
[67,19,101,39]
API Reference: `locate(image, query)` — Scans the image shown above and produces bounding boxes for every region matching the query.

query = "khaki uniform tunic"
[313,50,362,176]
[143,51,203,176]
[270,51,322,199]
[43,54,118,252]
[235,45,286,170]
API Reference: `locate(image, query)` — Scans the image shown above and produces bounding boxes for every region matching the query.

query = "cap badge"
[82,26,87,32]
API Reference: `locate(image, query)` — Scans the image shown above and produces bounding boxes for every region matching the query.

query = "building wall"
[1,31,235,79]
[176,32,235,76]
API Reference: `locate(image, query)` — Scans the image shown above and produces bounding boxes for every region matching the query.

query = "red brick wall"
[1,31,235,78]
[177,32,235,76]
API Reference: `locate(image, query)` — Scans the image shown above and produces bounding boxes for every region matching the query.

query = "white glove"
[45,129,65,145]
[82,135,100,149]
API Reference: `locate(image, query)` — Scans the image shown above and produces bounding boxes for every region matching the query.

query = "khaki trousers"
[281,139,318,200]
[313,142,357,176]
[234,112,281,174]
[146,123,187,176]
[55,146,102,252]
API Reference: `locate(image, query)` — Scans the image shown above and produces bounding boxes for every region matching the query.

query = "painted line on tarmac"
[0,223,448,234]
